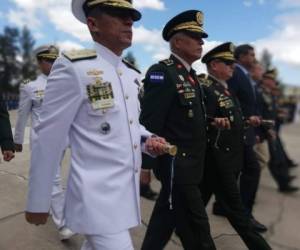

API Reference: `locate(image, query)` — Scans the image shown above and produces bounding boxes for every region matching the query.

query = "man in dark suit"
[140,10,216,250]
[200,42,271,250]
[225,44,267,232]
[0,97,15,161]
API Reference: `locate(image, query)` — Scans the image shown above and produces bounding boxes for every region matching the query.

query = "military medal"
[179,75,185,81]
[224,89,231,96]
[188,76,195,86]
[87,69,103,76]
[100,122,111,134]
[188,109,194,118]
[184,92,196,99]
[34,90,44,99]
[87,78,114,110]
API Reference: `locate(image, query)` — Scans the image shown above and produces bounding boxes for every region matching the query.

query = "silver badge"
[99,122,111,134]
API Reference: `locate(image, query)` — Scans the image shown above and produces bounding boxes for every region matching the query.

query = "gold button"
[125,95,129,100]
[134,144,138,149]
[182,153,186,157]
[129,120,133,124]
[117,69,122,76]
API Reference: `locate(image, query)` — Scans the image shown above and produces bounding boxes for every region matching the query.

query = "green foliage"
[124,51,139,69]
[0,25,37,93]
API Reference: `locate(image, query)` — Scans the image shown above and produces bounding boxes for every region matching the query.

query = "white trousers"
[49,150,67,229]
[81,230,133,250]
[50,162,65,229]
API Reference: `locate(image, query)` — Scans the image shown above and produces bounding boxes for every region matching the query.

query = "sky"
[0,0,300,86]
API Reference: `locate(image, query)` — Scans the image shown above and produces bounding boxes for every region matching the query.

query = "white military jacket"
[14,74,47,144]
[26,43,152,234]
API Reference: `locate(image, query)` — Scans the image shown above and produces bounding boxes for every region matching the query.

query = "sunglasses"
[184,31,205,41]
[104,8,135,20]
[215,59,235,66]
[42,58,56,64]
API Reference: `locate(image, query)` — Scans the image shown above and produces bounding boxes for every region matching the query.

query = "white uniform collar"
[40,73,48,80]
[94,42,122,68]
[209,74,228,89]
[172,53,191,72]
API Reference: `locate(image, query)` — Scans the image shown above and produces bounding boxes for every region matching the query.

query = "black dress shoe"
[287,161,298,168]
[140,184,158,201]
[212,202,227,217]
[250,218,268,233]
[279,185,299,193]
[287,175,297,182]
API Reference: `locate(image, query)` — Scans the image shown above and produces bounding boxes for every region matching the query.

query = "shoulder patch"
[122,59,141,74]
[159,59,174,66]
[197,74,213,87]
[149,72,165,83]
[63,49,97,62]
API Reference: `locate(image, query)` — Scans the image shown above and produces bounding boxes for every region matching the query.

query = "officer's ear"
[87,16,100,33]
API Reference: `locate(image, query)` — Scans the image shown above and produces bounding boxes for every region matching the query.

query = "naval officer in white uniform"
[14,45,74,240]
[25,1,167,249]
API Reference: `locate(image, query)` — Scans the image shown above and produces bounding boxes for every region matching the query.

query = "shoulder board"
[22,79,31,85]
[197,74,213,87]
[122,59,141,74]
[159,59,174,66]
[63,49,97,62]
[20,79,31,86]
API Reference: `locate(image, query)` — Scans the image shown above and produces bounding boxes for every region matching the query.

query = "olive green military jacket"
[0,98,14,151]
[140,55,207,184]
[201,75,244,153]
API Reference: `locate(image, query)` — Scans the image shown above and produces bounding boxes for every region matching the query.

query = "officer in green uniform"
[200,42,271,250]
[259,70,298,192]
[140,10,216,250]
[0,98,14,162]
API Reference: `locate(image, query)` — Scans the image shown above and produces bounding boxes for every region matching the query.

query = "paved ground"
[0,110,299,250]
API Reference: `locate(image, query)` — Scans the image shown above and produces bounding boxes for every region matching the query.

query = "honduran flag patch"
[149,72,165,83]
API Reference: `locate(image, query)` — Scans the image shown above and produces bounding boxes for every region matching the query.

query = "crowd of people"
[0,0,299,249]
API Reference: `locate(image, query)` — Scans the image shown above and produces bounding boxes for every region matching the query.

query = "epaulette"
[159,59,174,66]
[21,79,31,86]
[63,49,97,62]
[122,59,141,74]
[197,74,213,87]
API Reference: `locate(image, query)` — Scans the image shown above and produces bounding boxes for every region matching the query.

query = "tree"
[0,27,20,92]
[19,26,37,81]
[0,26,37,93]
[260,49,272,71]
[124,51,139,69]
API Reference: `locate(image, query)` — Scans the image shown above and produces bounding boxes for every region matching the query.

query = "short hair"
[86,6,104,19]
[234,44,254,60]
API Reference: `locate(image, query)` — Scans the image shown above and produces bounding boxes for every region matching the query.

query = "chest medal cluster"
[86,72,115,135]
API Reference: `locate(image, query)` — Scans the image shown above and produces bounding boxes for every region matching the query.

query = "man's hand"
[212,117,231,130]
[267,129,277,141]
[140,170,151,185]
[14,144,23,152]
[145,136,168,156]
[248,116,261,127]
[25,212,49,225]
[2,150,14,162]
